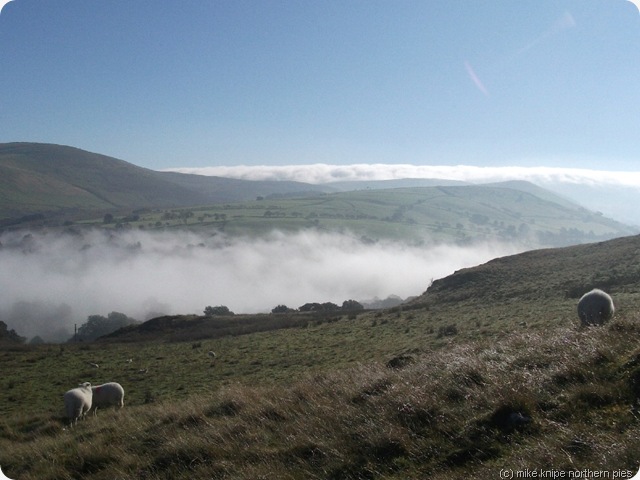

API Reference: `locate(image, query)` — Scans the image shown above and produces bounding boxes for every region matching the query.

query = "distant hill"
[479,179,581,210]
[124,182,636,246]
[159,171,326,203]
[328,177,640,227]
[0,143,206,216]
[326,177,468,191]
[1,143,636,246]
[326,178,587,212]
[0,143,326,221]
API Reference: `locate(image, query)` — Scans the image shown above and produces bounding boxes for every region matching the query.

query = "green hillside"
[2,235,640,478]
[0,143,209,214]
[415,234,640,307]
[1,143,636,247]
[111,184,637,247]
[0,143,326,221]
[159,171,326,203]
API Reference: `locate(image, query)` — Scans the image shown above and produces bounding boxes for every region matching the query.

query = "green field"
[90,185,636,247]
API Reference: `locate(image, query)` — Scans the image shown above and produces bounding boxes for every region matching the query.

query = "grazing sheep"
[208,351,216,358]
[64,382,93,427]
[89,382,125,416]
[87,362,99,368]
[577,288,615,326]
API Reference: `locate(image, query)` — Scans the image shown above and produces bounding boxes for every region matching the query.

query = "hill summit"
[0,142,324,219]
[0,143,207,215]
[415,233,640,308]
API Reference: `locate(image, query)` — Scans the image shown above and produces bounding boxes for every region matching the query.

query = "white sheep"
[89,382,125,415]
[63,382,93,427]
[577,288,615,326]
[208,351,216,358]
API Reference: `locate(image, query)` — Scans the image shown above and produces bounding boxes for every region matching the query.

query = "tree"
[299,302,323,312]
[271,305,294,314]
[204,305,234,317]
[74,312,138,342]
[470,214,489,225]
[299,302,339,312]
[0,321,25,344]
[342,300,364,311]
[321,302,340,312]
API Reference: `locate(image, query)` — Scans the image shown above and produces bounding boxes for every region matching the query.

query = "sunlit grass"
[2,309,640,478]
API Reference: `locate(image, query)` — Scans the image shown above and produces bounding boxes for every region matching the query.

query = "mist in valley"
[0,228,524,342]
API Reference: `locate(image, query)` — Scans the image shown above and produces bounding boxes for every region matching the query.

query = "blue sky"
[1,0,640,171]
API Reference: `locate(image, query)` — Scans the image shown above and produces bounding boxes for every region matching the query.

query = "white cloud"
[165,163,640,188]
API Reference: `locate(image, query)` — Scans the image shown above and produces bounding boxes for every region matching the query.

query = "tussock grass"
[2,316,639,479]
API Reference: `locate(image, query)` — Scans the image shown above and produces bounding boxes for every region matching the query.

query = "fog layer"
[0,229,522,341]
[167,164,640,187]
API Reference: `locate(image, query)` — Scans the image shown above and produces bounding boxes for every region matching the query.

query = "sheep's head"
[79,382,92,389]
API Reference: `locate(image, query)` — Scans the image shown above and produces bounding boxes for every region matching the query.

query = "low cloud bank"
[1,229,522,341]
[166,163,640,188]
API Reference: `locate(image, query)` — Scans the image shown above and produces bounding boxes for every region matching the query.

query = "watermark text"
[499,469,635,479]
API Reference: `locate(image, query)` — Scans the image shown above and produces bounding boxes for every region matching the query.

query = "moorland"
[1,142,640,479]
[1,234,640,479]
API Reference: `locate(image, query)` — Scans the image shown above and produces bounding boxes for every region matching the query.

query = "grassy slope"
[0,157,111,214]
[159,171,327,203]
[0,143,327,219]
[415,234,640,306]
[2,235,640,478]
[110,184,637,247]
[0,143,210,214]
